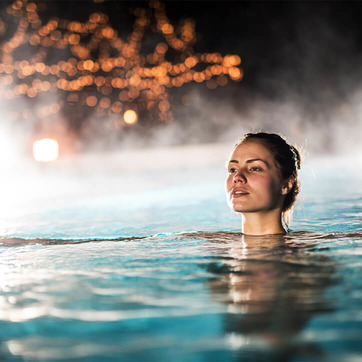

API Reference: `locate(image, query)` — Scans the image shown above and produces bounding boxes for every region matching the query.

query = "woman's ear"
[281,177,294,195]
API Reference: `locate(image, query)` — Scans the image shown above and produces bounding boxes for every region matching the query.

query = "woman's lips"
[231,189,249,198]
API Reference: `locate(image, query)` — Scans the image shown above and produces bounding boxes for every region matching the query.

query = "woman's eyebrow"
[228,158,270,166]
[246,158,269,166]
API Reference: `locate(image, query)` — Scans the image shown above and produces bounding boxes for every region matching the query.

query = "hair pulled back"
[237,132,301,226]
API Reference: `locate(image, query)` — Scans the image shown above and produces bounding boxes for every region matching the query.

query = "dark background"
[71,1,362,104]
[166,1,362,107]
[2,1,362,151]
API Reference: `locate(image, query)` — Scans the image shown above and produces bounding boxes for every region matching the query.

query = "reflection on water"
[198,232,338,361]
[1,231,360,361]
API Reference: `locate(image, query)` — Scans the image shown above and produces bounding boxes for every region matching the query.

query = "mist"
[0,1,362,238]
[1,1,361,153]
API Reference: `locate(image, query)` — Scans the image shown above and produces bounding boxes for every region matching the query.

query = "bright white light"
[123,110,138,125]
[33,138,59,162]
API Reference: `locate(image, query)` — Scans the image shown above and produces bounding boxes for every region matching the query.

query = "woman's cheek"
[256,176,279,199]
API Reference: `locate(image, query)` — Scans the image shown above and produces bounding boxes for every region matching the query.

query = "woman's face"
[226,141,286,214]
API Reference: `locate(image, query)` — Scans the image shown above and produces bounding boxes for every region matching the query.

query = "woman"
[226,132,301,235]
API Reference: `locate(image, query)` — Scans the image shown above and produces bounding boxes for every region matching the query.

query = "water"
[0,147,361,361]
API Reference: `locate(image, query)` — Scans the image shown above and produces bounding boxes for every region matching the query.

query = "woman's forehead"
[230,141,274,161]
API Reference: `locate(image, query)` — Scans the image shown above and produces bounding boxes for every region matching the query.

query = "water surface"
[0,152,361,361]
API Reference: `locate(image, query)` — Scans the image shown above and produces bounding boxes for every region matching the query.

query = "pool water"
[0,148,361,361]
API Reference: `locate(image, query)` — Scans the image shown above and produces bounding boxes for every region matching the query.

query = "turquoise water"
[0,156,361,361]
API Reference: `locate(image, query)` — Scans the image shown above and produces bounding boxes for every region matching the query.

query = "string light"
[0,0,243,130]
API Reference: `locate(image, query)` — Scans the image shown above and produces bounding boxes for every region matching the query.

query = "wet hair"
[235,132,301,226]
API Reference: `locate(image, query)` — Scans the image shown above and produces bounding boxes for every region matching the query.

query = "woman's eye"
[250,167,262,172]
[228,168,237,173]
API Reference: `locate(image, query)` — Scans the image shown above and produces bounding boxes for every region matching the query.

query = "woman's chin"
[229,202,244,213]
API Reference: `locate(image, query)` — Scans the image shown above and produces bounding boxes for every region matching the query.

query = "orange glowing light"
[26,2,36,12]
[111,101,123,112]
[86,95,97,106]
[33,138,59,162]
[123,110,138,125]
[95,76,106,87]
[99,97,111,108]
[185,56,197,68]
[158,100,170,112]
[156,42,168,53]
[128,88,140,98]
[83,60,94,70]
[1,0,243,125]
[119,90,129,101]
[229,67,243,81]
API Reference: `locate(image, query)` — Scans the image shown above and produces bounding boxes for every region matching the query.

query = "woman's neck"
[242,210,286,236]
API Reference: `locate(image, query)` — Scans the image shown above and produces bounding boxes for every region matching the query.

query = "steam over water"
[0,140,361,240]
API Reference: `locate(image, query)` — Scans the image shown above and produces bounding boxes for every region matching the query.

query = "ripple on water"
[0,230,361,361]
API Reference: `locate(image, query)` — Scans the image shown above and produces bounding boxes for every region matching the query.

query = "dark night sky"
[164,1,362,102]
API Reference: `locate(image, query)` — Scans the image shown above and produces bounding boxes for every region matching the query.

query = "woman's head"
[226,132,301,228]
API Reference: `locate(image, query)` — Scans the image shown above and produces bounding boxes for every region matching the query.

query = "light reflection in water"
[0,230,361,360]
[200,232,338,360]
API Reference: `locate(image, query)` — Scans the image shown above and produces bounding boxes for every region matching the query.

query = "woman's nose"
[233,170,246,183]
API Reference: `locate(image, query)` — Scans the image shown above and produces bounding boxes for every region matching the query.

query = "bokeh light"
[0,0,243,135]
[33,138,59,162]
[123,110,138,125]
